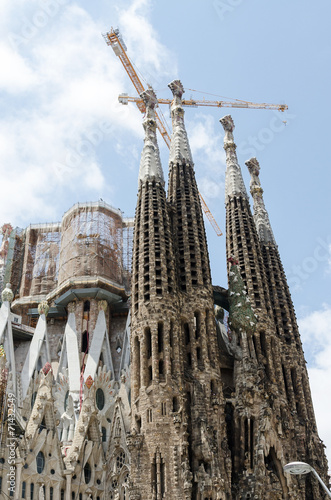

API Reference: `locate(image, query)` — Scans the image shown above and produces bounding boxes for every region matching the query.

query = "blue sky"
[1,0,331,465]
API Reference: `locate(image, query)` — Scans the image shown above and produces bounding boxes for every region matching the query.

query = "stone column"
[64,470,72,500]
[14,459,23,500]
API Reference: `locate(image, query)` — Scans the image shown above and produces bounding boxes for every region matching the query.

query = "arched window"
[148,366,153,384]
[50,487,53,500]
[183,323,190,345]
[96,388,105,410]
[22,481,26,498]
[84,462,92,484]
[30,483,34,499]
[116,450,126,471]
[194,312,200,338]
[102,426,107,442]
[146,327,152,358]
[82,330,89,353]
[158,323,163,352]
[36,451,45,473]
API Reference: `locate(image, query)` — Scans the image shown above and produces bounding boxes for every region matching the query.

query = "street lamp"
[283,461,331,498]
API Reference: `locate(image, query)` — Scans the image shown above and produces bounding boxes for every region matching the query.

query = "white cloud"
[187,113,226,203]
[0,0,175,228]
[0,43,37,93]
[298,304,331,465]
[118,0,177,88]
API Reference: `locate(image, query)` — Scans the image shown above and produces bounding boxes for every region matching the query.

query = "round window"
[36,451,45,474]
[96,388,105,410]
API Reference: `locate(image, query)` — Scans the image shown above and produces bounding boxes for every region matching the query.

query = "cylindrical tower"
[58,202,123,287]
[129,89,185,500]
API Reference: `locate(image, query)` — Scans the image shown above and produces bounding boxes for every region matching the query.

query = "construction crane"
[118,94,288,113]
[102,28,171,148]
[103,27,223,236]
[103,27,286,237]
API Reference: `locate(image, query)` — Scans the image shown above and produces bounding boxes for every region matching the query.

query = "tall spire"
[168,80,194,165]
[168,79,212,290]
[245,157,276,245]
[220,115,248,200]
[138,89,164,186]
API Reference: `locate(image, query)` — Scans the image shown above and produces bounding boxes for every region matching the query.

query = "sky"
[1,0,331,467]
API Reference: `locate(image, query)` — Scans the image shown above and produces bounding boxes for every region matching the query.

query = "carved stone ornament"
[173,412,182,428]
[138,88,165,186]
[220,115,249,201]
[38,301,49,316]
[67,301,76,314]
[126,432,143,451]
[1,283,14,303]
[85,375,94,389]
[42,362,52,376]
[168,79,184,98]
[98,300,108,312]
[128,485,141,500]
[245,157,276,245]
[220,114,235,133]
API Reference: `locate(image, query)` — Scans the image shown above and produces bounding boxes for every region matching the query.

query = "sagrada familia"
[0,80,328,499]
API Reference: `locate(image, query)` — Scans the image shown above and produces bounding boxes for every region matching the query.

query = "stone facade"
[0,81,327,500]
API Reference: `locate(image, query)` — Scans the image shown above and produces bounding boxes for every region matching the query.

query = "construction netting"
[23,223,62,297]
[1,202,134,300]
[57,202,126,288]
[1,227,25,298]
[122,218,134,292]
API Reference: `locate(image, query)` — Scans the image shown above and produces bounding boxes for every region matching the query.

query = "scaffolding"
[19,223,61,298]
[0,224,13,296]
[122,218,134,292]
[1,227,25,298]
[57,202,125,288]
[4,202,135,302]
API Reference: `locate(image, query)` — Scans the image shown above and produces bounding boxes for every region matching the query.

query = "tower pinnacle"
[245,157,276,245]
[138,89,164,186]
[220,115,248,200]
[168,79,194,165]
